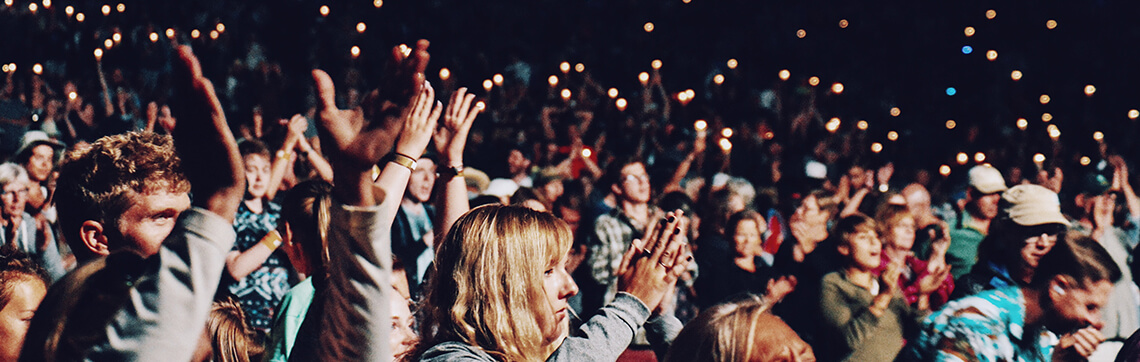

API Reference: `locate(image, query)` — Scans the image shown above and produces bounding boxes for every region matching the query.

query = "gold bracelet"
[275,149,292,159]
[391,152,418,171]
[260,230,283,251]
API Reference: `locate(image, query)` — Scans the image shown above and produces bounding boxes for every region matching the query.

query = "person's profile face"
[1048,279,1113,333]
[540,250,578,346]
[113,188,191,257]
[0,278,47,362]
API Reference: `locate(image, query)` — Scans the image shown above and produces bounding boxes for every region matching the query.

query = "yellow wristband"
[260,230,283,251]
[391,153,418,171]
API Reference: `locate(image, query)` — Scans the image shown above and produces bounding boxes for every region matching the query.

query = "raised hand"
[1053,327,1104,361]
[395,81,442,159]
[312,40,431,205]
[615,210,692,311]
[169,45,243,221]
[432,87,481,162]
[917,263,950,296]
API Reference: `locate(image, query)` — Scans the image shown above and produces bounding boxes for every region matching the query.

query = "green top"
[945,212,987,279]
[818,271,926,362]
[264,277,315,362]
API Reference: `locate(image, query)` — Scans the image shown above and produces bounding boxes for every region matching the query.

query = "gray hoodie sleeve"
[547,292,654,362]
[88,207,236,361]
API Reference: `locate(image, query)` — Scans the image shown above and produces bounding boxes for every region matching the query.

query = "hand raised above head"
[433,87,481,162]
[395,81,442,159]
[169,45,243,221]
[312,40,431,206]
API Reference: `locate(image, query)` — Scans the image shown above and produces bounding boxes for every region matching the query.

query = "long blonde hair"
[412,205,572,361]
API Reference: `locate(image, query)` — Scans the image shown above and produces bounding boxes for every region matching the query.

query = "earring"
[1052,285,1066,295]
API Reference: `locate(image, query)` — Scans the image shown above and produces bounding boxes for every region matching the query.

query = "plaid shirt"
[586,207,650,304]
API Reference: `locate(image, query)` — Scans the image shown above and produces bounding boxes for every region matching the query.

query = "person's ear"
[79,220,110,256]
[1050,275,1075,300]
[611,183,623,197]
[837,243,851,257]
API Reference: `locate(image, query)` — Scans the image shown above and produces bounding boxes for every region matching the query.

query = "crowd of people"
[4,3,1140,362]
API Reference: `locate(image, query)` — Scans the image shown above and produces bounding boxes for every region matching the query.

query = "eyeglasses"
[622,174,649,183]
[1,188,28,198]
[1024,232,1059,247]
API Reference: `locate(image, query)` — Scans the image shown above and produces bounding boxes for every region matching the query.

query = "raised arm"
[432,87,481,241]
[376,82,441,226]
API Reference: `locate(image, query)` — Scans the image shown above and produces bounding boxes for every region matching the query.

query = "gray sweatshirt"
[419,292,683,362]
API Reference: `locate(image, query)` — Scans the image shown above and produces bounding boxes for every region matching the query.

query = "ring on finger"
[658,261,671,268]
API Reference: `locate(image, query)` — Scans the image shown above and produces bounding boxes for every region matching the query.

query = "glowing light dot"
[839,19,849,28]
[887,131,899,141]
[27,3,36,11]
[644,22,655,32]
[796,29,806,38]
[68,92,77,100]
[319,5,329,16]
[560,62,571,73]
[763,131,775,140]
[475,101,485,110]
[694,120,707,131]
[561,89,571,100]
[713,74,725,85]
[1042,113,1053,122]
[939,165,952,176]
[1084,85,1096,96]
[31,114,38,122]
[1011,70,1023,81]
[871,143,883,153]
[166,28,175,39]
[1046,20,1057,29]
[209,30,219,40]
[42,0,51,9]
[831,83,844,94]
[986,50,998,61]
[350,46,360,57]
[890,107,901,117]
[946,87,957,96]
[3,64,10,73]
[356,22,366,33]
[93,48,103,60]
[1034,153,1046,163]
[1017,118,1028,130]
[962,46,973,54]
[101,4,109,15]
[957,153,969,164]
[808,76,820,86]
[104,39,113,48]
[857,120,868,130]
[112,33,121,42]
[115,3,123,12]
[1080,156,1092,166]
[616,98,628,111]
[975,152,986,163]
[683,0,691,3]
[582,148,592,158]
[574,63,585,73]
[638,72,650,85]
[64,5,72,15]
[826,117,840,132]
[1039,94,1050,104]
[483,79,494,92]
[76,12,84,21]
[651,59,662,70]
[964,27,975,37]
[373,0,383,7]
[216,23,225,33]
[778,69,790,81]
[1047,124,1061,138]
[149,32,158,42]
[607,88,619,99]
[5,64,14,73]
[727,59,738,69]
[439,68,450,80]
[721,128,734,138]
[946,120,957,129]
[493,74,504,86]
[32,63,42,75]
[1131,110,1140,119]
[190,29,200,39]
[2,0,9,6]
[719,138,733,151]
[985,9,996,19]
[1093,131,1104,141]
[548,75,559,87]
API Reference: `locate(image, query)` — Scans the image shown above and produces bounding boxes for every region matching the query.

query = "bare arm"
[432,88,481,241]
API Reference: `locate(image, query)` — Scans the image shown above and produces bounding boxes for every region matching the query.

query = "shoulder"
[418,341,497,362]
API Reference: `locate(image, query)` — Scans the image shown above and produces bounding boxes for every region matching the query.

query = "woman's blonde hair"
[665,296,810,362]
[411,205,572,361]
[206,298,263,362]
[874,204,912,246]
